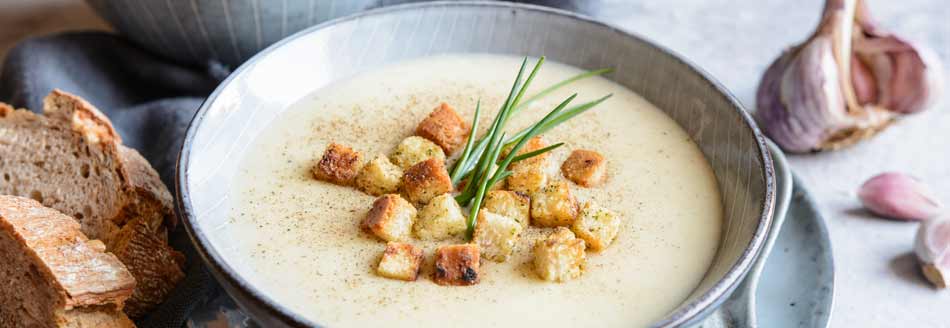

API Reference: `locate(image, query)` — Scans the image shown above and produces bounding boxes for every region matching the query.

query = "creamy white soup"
[223,55,723,327]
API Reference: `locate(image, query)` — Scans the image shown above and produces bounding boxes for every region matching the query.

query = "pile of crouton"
[313,103,620,285]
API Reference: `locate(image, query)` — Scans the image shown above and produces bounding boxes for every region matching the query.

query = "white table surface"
[1,1,948,327]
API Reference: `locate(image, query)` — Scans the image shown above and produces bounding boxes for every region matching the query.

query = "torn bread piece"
[0,196,136,328]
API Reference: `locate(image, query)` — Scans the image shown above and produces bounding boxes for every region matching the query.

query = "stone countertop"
[1,0,948,327]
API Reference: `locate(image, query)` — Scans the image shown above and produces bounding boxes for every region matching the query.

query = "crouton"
[571,202,621,252]
[414,193,467,240]
[376,242,424,281]
[482,190,530,227]
[530,181,579,227]
[403,158,453,206]
[312,143,364,186]
[432,244,480,286]
[473,211,523,262]
[390,136,446,170]
[533,227,586,282]
[561,149,607,187]
[361,194,417,242]
[415,103,469,154]
[506,136,549,194]
[355,155,403,196]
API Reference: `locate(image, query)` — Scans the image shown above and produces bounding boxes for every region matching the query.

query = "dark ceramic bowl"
[177,2,775,327]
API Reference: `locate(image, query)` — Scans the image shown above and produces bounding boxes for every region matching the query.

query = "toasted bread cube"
[433,244,481,286]
[355,155,403,196]
[505,137,549,194]
[403,158,453,206]
[313,143,363,186]
[415,103,469,154]
[473,211,523,262]
[376,242,424,281]
[534,227,587,282]
[530,181,579,227]
[361,194,417,242]
[571,202,621,252]
[561,149,607,187]
[414,193,467,240]
[483,190,530,227]
[390,136,446,170]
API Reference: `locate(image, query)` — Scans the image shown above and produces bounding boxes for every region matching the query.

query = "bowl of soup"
[177,2,775,327]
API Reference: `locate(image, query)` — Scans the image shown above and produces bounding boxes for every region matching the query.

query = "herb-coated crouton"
[355,155,404,196]
[505,136,549,194]
[482,190,530,227]
[415,103,469,154]
[414,193,467,240]
[361,194,417,242]
[534,227,586,282]
[390,136,446,170]
[561,149,608,187]
[376,242,424,281]
[433,244,480,286]
[473,211,523,262]
[403,158,453,206]
[571,202,621,252]
[312,143,363,186]
[530,181,579,227]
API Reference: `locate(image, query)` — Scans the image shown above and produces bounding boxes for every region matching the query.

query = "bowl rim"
[176,1,775,327]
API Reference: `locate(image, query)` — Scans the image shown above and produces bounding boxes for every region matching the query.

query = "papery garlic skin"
[858,172,942,221]
[755,0,942,153]
[914,218,950,289]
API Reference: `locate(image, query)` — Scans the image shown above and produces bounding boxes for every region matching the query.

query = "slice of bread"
[0,90,183,318]
[0,195,136,328]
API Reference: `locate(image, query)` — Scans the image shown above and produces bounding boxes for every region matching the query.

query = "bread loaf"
[0,90,183,317]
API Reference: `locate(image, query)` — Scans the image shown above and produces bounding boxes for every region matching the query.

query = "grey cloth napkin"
[0,31,225,328]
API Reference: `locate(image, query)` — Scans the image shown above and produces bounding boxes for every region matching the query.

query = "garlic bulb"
[858,172,941,221]
[914,218,950,289]
[755,0,943,153]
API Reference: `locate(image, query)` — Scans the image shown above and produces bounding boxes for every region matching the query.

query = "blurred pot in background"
[84,0,422,67]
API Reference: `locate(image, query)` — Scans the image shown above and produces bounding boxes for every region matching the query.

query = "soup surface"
[224,55,723,327]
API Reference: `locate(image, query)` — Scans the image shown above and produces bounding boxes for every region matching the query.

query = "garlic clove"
[914,218,950,289]
[858,172,942,221]
[754,0,942,153]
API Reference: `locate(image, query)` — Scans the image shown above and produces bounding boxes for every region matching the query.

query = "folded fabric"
[0,31,223,328]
